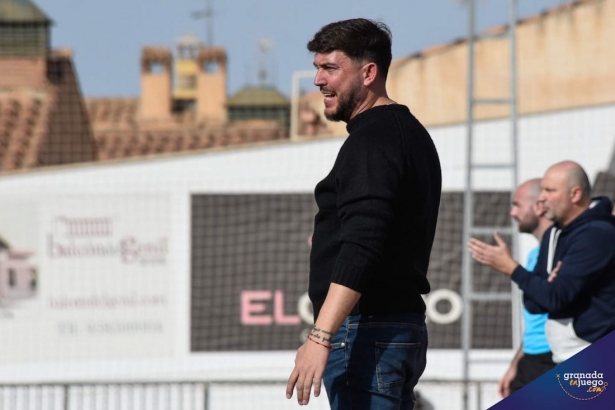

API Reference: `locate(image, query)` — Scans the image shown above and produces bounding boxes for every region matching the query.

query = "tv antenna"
[257,38,272,86]
[192,0,214,46]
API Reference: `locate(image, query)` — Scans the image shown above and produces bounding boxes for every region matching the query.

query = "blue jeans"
[323,312,428,410]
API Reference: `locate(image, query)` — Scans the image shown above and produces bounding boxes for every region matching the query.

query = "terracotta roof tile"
[141,47,172,64]
[0,91,52,171]
[197,47,227,65]
[85,96,288,161]
[86,98,138,128]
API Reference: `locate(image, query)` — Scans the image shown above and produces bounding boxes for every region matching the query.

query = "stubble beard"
[517,216,539,234]
[545,207,561,224]
[324,83,363,123]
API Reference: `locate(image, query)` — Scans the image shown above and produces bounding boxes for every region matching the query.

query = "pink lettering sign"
[274,290,300,325]
[240,291,273,325]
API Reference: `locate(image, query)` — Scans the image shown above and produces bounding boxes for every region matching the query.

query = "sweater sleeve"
[512,225,615,314]
[329,132,404,292]
[513,265,547,313]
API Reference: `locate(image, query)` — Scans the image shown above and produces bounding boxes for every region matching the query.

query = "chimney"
[140,47,172,119]
[196,47,227,123]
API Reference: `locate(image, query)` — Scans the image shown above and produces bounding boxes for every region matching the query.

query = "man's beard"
[324,83,363,123]
[517,217,538,234]
[548,210,564,225]
[544,206,559,223]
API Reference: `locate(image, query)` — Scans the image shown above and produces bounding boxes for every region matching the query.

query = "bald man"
[469,161,615,364]
[498,179,555,398]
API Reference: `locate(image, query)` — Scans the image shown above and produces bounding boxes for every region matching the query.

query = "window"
[178,74,197,90]
[149,62,165,74]
[203,61,219,74]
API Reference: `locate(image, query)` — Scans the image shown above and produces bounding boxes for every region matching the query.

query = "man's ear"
[534,201,547,217]
[569,186,583,205]
[362,62,378,87]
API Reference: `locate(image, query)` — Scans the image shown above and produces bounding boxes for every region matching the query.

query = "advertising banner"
[0,195,173,362]
[190,192,514,352]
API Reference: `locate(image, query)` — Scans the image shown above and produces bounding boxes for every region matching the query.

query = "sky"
[39,0,570,98]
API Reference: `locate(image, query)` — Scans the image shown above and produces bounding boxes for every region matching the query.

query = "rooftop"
[227,86,289,108]
[0,0,51,23]
[85,97,287,162]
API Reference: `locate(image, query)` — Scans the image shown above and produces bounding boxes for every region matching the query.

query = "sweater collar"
[346,104,409,133]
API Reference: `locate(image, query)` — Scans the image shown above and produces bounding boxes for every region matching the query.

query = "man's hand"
[498,363,517,398]
[468,232,519,276]
[285,283,360,405]
[548,261,562,283]
[286,338,330,406]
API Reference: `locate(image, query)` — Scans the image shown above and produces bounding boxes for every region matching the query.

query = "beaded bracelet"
[308,337,331,349]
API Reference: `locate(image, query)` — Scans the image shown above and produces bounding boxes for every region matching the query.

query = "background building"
[0,0,291,170]
[85,36,290,161]
[298,0,615,138]
[0,0,95,171]
[227,85,290,131]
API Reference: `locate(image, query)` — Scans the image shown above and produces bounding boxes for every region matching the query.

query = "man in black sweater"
[286,19,442,409]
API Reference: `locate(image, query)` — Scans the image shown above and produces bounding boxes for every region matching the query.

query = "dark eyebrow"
[313,62,338,69]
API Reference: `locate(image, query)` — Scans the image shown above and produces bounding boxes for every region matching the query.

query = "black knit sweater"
[308,104,442,320]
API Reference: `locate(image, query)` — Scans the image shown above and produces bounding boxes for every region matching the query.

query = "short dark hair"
[307,18,393,79]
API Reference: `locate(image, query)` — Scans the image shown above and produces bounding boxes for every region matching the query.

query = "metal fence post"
[63,385,69,410]
[203,382,209,410]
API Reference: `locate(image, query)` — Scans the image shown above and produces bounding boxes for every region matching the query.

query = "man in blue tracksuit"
[469,161,615,364]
